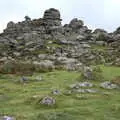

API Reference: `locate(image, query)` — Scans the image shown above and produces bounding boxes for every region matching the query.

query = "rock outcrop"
[0,8,120,70]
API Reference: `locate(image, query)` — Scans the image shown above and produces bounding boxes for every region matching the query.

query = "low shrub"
[112,76,120,86]
[33,60,55,73]
[79,66,104,81]
[0,60,55,75]
[0,60,35,75]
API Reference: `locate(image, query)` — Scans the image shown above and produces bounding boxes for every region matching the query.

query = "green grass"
[0,66,120,120]
[100,65,120,80]
[91,44,108,52]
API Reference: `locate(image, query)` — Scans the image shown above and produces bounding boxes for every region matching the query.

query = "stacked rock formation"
[43,8,62,26]
[0,8,120,69]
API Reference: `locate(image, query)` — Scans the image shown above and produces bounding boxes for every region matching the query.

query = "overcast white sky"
[0,0,120,33]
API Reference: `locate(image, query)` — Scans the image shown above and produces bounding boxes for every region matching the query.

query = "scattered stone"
[52,89,61,95]
[69,82,93,89]
[0,116,15,120]
[38,54,47,60]
[35,76,43,81]
[20,76,29,83]
[73,88,97,93]
[78,82,93,87]
[33,60,55,71]
[74,89,86,93]
[100,81,118,89]
[40,96,56,106]
[69,83,80,89]
[86,89,97,93]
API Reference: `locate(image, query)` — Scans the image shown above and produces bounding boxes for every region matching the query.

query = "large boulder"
[33,60,55,72]
[92,29,110,42]
[69,18,84,30]
[7,21,16,28]
[114,27,120,34]
[43,8,62,26]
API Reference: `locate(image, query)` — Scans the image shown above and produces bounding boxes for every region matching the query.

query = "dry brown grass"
[112,76,120,86]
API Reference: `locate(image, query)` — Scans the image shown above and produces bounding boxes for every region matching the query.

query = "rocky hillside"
[0,8,120,72]
[0,8,120,120]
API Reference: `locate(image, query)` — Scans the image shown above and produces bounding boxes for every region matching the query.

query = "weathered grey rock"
[23,32,41,43]
[100,81,118,89]
[20,76,29,83]
[82,43,91,48]
[75,89,86,93]
[0,8,120,70]
[0,116,15,120]
[38,54,47,60]
[33,60,55,71]
[93,29,107,34]
[13,52,21,57]
[69,18,83,30]
[43,8,61,26]
[40,96,56,105]
[73,88,97,93]
[114,27,120,34]
[7,21,16,28]
[43,8,61,20]
[52,89,61,95]
[76,35,86,41]
[92,28,110,42]
[70,82,93,89]
[0,57,8,62]
[78,82,93,87]
[86,89,97,93]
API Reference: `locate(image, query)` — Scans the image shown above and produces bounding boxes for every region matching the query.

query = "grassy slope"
[0,66,120,120]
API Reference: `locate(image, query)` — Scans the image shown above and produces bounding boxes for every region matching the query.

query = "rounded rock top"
[43,8,61,20]
[7,21,15,28]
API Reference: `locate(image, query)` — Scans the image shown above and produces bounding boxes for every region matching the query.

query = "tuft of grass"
[91,44,108,52]
[112,76,120,86]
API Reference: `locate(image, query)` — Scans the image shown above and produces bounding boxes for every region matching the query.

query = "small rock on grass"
[35,76,43,81]
[73,89,97,93]
[52,89,61,95]
[0,116,15,120]
[100,81,119,89]
[40,96,56,106]
[69,82,93,89]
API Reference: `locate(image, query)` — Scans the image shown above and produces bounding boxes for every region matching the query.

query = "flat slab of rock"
[100,81,118,89]
[0,116,15,120]
[79,82,93,87]
[73,89,97,93]
[69,82,93,89]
